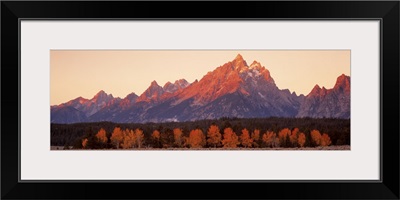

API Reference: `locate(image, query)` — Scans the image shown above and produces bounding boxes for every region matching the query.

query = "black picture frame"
[1,1,399,199]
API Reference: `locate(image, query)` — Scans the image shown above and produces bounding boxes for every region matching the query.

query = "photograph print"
[50,50,350,150]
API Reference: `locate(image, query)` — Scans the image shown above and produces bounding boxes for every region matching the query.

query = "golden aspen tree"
[121,129,135,149]
[320,133,332,147]
[82,138,88,149]
[290,128,299,146]
[251,129,260,147]
[95,128,108,143]
[152,130,161,140]
[278,128,291,146]
[310,130,322,146]
[222,127,240,148]
[134,128,144,149]
[297,132,306,147]
[207,125,222,148]
[240,128,253,148]
[187,129,206,148]
[173,128,184,147]
[262,131,276,148]
[110,127,124,149]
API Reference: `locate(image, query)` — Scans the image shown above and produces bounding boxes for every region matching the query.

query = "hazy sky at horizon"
[51,50,350,105]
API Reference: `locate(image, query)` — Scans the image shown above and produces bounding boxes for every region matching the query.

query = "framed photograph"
[2,1,399,199]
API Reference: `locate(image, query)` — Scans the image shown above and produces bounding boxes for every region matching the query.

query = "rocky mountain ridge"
[51,54,350,123]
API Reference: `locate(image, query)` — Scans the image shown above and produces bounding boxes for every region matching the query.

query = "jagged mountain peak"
[176,55,280,104]
[309,84,321,94]
[174,79,189,87]
[137,80,165,102]
[92,90,114,101]
[308,84,329,97]
[298,74,350,119]
[94,90,106,96]
[338,73,349,79]
[150,80,160,87]
[119,92,138,108]
[249,60,262,69]
[335,74,350,84]
[163,81,173,88]
[232,54,248,70]
[334,74,350,93]
[75,96,89,102]
[320,87,328,96]
[307,84,328,97]
[125,92,138,99]
[232,56,274,84]
[52,57,350,123]
[308,74,351,97]
[146,80,163,91]
[248,60,273,82]
[57,96,88,108]
[163,79,190,93]
[234,53,244,61]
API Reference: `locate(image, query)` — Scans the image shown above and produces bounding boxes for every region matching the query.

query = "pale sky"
[50,50,350,105]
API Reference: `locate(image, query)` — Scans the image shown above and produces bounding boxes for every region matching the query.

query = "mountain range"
[51,54,350,124]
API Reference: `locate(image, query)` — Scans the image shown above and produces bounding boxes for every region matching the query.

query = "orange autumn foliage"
[82,138,88,149]
[297,132,306,147]
[121,129,136,149]
[310,130,322,146]
[262,131,277,147]
[240,128,253,148]
[151,130,161,148]
[222,128,239,148]
[173,128,184,147]
[134,128,144,148]
[207,125,222,148]
[251,129,260,147]
[320,133,332,147]
[290,128,299,145]
[187,129,206,148]
[278,128,291,145]
[110,127,124,149]
[96,128,108,143]
[152,130,161,140]
[82,126,334,150]
[151,130,160,140]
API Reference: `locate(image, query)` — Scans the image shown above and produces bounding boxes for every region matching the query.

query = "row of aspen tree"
[80,125,332,149]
